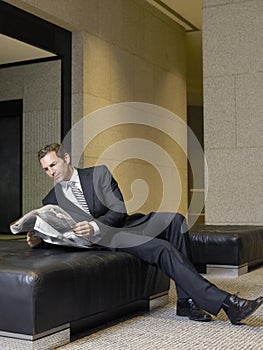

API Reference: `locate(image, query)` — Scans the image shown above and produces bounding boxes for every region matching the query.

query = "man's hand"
[27,231,43,248]
[71,221,94,238]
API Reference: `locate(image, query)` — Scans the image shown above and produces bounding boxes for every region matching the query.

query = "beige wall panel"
[122,0,144,56]
[203,1,262,77]
[143,11,185,73]
[236,73,263,148]
[3,0,188,217]
[110,46,135,102]
[55,0,98,33]
[83,94,112,116]
[144,12,168,70]
[76,1,186,216]
[205,148,263,224]
[186,32,203,106]
[82,123,186,168]
[114,160,168,214]
[165,24,186,77]
[98,0,123,46]
[154,67,186,119]
[84,33,111,100]
[83,156,187,215]
[203,75,236,149]
[82,122,188,215]
[179,169,188,214]
[134,57,154,103]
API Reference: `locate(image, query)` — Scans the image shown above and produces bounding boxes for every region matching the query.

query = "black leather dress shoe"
[176,298,212,322]
[222,294,263,325]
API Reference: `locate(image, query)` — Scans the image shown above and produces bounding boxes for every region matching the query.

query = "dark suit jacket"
[43,165,151,238]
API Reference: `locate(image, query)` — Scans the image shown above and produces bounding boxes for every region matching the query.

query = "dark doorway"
[187,105,205,225]
[0,0,72,140]
[0,100,22,233]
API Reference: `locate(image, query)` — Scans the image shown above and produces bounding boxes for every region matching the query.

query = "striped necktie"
[69,181,91,215]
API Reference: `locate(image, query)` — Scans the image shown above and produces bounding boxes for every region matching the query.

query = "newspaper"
[10,204,93,248]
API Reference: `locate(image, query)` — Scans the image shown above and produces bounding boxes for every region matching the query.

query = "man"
[27,143,263,325]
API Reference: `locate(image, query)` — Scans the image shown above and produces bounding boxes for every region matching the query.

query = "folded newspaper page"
[10,204,93,248]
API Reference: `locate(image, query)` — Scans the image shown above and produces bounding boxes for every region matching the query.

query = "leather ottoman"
[0,241,169,350]
[189,225,263,277]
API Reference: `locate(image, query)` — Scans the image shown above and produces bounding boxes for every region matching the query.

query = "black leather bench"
[0,241,169,350]
[189,225,263,277]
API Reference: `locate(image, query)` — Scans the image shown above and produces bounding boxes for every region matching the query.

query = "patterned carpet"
[57,266,263,350]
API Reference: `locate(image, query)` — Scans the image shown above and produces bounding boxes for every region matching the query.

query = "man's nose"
[48,168,55,177]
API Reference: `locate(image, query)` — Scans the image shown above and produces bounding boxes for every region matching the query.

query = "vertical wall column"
[202,0,263,225]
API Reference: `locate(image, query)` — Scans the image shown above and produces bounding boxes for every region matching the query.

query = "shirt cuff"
[89,221,101,237]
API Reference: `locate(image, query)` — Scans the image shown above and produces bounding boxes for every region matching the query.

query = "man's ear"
[64,153,71,164]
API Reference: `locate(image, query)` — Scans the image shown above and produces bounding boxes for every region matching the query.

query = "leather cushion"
[189,225,263,266]
[0,241,169,335]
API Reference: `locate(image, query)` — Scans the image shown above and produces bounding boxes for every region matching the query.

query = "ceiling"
[0,0,202,65]
[0,34,56,65]
[146,0,202,31]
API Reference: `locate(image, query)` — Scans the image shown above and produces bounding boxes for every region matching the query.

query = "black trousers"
[113,213,227,315]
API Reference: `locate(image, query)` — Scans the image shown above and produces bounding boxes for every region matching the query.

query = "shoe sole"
[176,311,212,322]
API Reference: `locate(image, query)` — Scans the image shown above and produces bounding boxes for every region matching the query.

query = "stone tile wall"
[203,0,263,224]
[0,61,61,213]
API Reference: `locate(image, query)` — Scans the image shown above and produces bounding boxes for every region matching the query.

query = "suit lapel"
[77,168,94,215]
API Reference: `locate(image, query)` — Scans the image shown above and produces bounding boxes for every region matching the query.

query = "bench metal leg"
[0,324,70,350]
[148,291,169,310]
[206,263,248,277]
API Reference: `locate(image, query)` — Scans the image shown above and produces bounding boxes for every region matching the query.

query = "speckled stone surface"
[203,0,263,224]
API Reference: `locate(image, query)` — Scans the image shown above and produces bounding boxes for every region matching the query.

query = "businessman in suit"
[27,143,263,325]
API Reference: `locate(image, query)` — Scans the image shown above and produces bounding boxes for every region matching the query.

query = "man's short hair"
[37,143,68,162]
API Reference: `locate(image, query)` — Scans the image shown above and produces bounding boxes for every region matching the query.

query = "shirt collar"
[61,168,80,190]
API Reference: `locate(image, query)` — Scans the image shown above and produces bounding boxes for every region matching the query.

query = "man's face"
[40,151,73,183]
